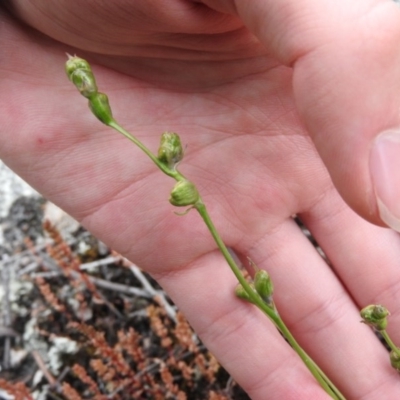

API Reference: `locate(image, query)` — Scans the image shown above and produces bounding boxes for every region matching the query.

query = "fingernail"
[370,129,400,231]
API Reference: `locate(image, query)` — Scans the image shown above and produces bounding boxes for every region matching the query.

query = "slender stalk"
[381,330,400,356]
[194,202,279,324]
[105,119,345,399]
[108,121,180,180]
[65,56,346,399]
[195,201,344,400]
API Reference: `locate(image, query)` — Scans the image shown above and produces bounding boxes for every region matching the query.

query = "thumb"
[203,0,400,230]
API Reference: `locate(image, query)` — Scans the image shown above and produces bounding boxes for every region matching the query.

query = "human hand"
[2,1,400,398]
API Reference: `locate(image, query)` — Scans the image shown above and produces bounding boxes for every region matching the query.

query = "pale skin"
[2,0,400,398]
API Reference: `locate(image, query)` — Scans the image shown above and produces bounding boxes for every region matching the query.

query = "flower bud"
[235,284,255,304]
[89,93,114,125]
[65,56,90,79]
[390,350,400,372]
[169,180,199,207]
[360,305,389,331]
[158,132,184,169]
[254,270,274,303]
[65,55,98,98]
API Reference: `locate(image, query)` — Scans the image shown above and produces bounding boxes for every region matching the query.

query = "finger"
[202,0,400,230]
[300,185,400,346]
[153,250,332,400]
[4,0,243,56]
[235,218,400,399]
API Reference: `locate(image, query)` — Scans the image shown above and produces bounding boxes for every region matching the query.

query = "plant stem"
[195,201,345,400]
[107,118,345,399]
[108,120,181,180]
[66,53,345,397]
[381,330,400,356]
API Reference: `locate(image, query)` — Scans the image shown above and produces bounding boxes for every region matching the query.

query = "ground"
[0,195,250,400]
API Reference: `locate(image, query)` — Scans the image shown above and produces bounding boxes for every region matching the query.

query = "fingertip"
[370,130,400,232]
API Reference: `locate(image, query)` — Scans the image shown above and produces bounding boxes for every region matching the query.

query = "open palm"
[2,2,400,399]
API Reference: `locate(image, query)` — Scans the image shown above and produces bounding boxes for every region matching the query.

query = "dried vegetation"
[0,197,249,399]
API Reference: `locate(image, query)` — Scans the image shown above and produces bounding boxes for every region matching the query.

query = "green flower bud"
[235,284,256,304]
[65,55,98,98]
[390,350,400,372]
[89,93,114,125]
[65,55,91,78]
[360,305,389,331]
[254,270,274,303]
[158,132,184,169]
[169,180,199,207]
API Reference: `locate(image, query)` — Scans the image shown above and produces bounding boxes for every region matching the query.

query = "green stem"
[381,330,400,356]
[277,319,345,400]
[194,201,345,400]
[66,56,345,398]
[194,202,278,321]
[108,120,181,180]
[104,118,344,399]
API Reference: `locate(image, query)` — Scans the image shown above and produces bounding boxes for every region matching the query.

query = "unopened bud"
[390,350,400,372]
[235,284,256,304]
[360,305,389,331]
[254,270,274,303]
[89,93,114,125]
[158,132,183,169]
[65,55,98,98]
[169,180,199,207]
